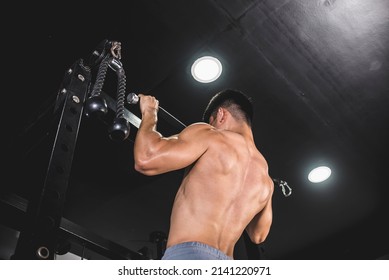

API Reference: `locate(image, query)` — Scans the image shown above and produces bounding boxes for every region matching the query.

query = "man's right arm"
[245,197,273,244]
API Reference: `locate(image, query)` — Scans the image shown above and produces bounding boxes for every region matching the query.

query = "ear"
[216,107,228,124]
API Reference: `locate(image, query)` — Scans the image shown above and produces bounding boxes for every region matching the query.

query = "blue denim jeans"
[161,241,232,260]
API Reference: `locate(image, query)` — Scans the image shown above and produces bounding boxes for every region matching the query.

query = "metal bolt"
[36,246,50,259]
[72,96,80,103]
[78,74,85,82]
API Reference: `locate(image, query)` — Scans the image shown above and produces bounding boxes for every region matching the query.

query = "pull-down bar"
[102,91,187,132]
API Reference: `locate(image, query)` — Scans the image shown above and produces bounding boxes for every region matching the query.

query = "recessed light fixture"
[308,166,332,183]
[191,56,222,83]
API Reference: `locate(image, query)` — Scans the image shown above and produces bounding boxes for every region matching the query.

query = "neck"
[224,121,254,141]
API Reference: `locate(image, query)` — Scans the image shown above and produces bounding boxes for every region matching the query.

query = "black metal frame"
[1,193,146,260]
[9,57,146,260]
[3,39,188,260]
[12,58,92,259]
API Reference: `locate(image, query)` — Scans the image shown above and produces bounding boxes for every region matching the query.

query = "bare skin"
[134,94,274,259]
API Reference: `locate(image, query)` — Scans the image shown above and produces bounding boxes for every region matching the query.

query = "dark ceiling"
[2,0,389,260]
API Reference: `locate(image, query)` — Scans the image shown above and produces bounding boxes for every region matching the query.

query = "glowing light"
[191,56,222,83]
[308,166,332,183]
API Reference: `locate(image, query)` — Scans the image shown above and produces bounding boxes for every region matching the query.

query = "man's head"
[202,89,253,127]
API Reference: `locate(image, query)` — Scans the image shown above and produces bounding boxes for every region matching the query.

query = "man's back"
[166,125,274,258]
[134,90,274,259]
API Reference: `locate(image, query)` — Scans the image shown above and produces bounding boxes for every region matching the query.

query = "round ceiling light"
[191,56,222,83]
[308,166,332,183]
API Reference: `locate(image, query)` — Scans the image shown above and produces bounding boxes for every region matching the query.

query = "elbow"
[250,233,267,245]
[134,150,150,174]
[134,157,157,176]
[246,228,269,245]
[134,161,146,174]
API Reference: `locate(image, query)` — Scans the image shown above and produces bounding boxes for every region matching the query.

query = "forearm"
[134,110,162,158]
[134,109,169,175]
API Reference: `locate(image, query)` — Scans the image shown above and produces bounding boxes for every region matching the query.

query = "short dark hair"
[202,89,253,126]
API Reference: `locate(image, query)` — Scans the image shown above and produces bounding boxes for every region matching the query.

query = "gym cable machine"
[9,39,291,260]
[10,39,173,260]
